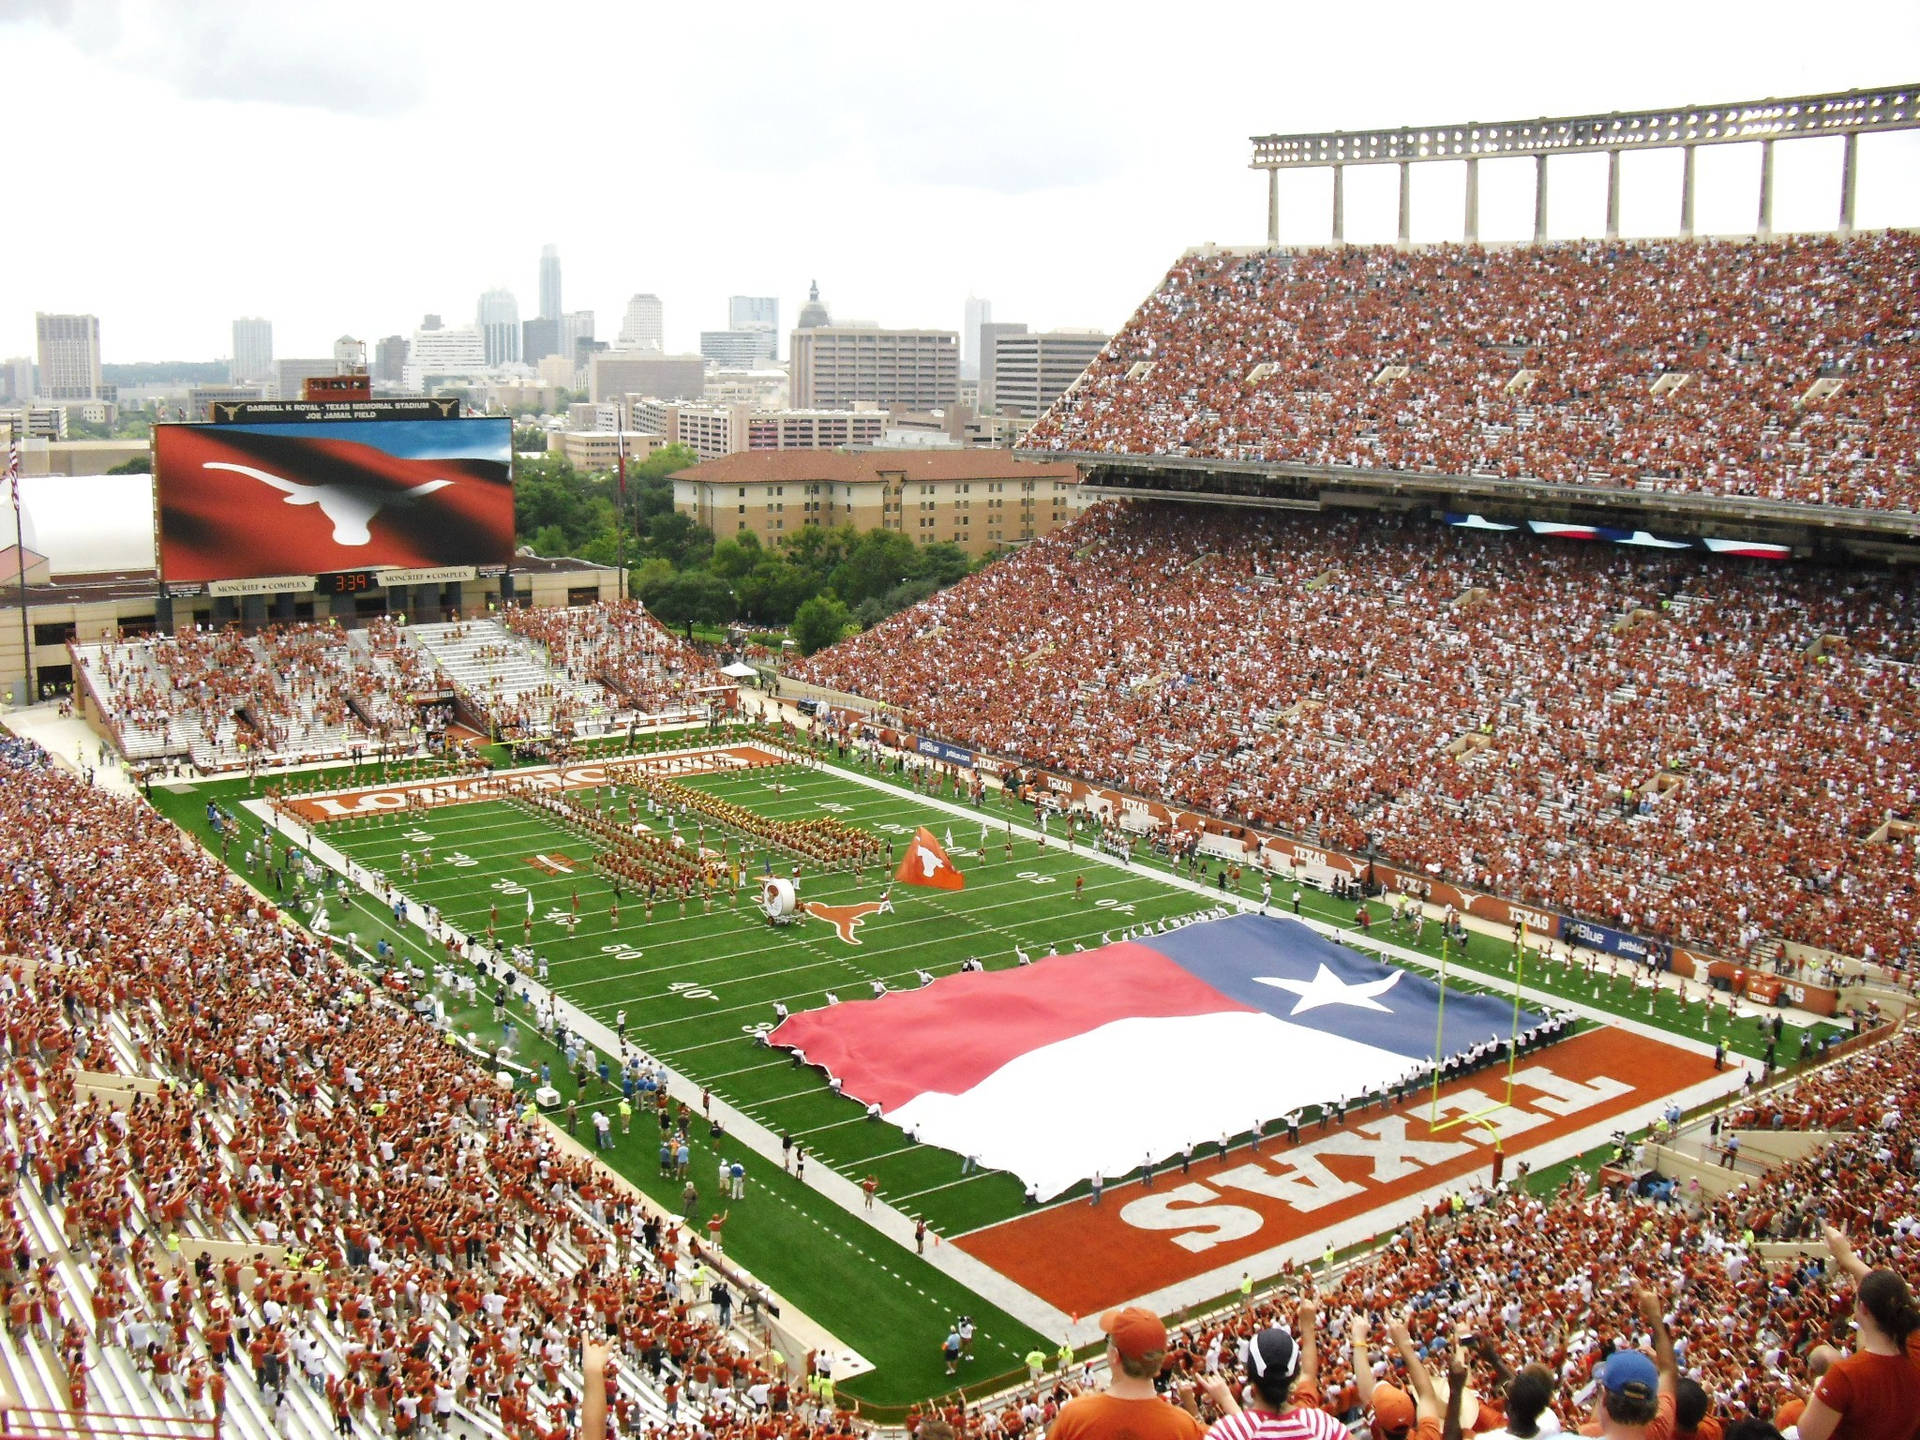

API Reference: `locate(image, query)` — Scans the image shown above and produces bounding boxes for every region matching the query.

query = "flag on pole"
[893,826,964,891]
[5,438,20,508]
[526,889,535,916]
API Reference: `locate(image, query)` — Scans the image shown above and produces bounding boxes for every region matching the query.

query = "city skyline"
[3,3,1917,363]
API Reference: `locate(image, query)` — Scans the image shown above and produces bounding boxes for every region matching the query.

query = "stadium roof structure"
[0,474,158,577]
[1248,83,1918,244]
[1250,85,1916,169]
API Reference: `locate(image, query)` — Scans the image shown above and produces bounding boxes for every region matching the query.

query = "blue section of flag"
[1142,913,1541,1061]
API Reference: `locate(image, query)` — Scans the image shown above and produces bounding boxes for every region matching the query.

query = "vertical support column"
[1838,131,1858,236]
[1331,163,1345,245]
[1267,168,1280,247]
[1680,144,1696,239]
[1605,149,1622,240]
[1757,137,1775,240]
[1532,153,1549,244]
[1397,160,1412,248]
[1464,156,1480,244]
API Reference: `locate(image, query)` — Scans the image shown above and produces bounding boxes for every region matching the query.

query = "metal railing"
[0,1408,217,1440]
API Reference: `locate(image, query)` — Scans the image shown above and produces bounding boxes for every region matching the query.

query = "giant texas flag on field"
[771,913,1543,1199]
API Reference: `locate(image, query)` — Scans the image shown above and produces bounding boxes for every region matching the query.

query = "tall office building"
[272,358,339,401]
[729,296,779,331]
[35,313,101,401]
[789,327,959,411]
[373,335,409,384]
[699,329,779,368]
[405,326,487,389]
[977,321,1027,412]
[1,358,32,404]
[232,317,274,384]
[962,296,990,381]
[989,329,1110,417]
[522,318,558,365]
[560,311,596,367]
[477,288,522,367]
[618,295,664,351]
[539,244,562,321]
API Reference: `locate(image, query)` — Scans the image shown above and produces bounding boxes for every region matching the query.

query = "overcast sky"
[4,0,1917,364]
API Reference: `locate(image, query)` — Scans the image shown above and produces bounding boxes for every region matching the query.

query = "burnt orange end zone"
[279,745,786,825]
[956,1026,1713,1317]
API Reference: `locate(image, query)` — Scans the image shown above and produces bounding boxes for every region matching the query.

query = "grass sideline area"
[138,726,1847,1406]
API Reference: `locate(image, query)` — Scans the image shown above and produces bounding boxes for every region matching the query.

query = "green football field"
[145,727,1843,1408]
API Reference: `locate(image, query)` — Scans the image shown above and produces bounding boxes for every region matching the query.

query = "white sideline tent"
[719,661,758,679]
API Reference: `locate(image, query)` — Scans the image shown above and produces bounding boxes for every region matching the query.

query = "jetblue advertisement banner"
[915,737,975,767]
[1565,916,1670,966]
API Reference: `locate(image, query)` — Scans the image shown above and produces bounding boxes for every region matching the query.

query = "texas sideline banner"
[154,418,513,585]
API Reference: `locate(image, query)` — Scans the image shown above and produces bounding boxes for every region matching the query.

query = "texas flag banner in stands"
[771,913,1543,1199]
[894,826,965,891]
[153,419,514,584]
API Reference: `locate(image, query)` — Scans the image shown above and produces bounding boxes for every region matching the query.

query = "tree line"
[513,446,986,655]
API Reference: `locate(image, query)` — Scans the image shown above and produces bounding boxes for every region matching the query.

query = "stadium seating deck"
[793,502,1920,964]
[0,738,777,1440]
[72,604,727,771]
[1026,233,1920,514]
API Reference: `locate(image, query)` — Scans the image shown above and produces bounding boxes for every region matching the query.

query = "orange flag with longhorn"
[894,826,966,891]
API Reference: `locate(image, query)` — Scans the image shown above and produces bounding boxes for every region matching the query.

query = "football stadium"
[1,80,1918,1440]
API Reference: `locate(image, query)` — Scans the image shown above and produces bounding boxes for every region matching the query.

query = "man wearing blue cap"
[1588,1289,1677,1438]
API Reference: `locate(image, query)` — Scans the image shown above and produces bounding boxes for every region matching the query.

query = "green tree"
[642,571,738,630]
[780,524,856,588]
[530,523,571,557]
[791,593,852,656]
[912,540,973,589]
[630,557,675,601]
[736,557,817,624]
[641,510,712,569]
[708,530,764,581]
[512,424,548,452]
[107,455,153,474]
[828,529,920,609]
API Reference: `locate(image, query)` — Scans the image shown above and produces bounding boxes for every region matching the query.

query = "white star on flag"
[1254,963,1402,1016]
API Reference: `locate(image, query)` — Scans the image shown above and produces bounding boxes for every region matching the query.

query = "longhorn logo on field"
[801,900,887,945]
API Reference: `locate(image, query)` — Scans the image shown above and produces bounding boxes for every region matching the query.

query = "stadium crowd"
[0,737,810,1440]
[921,1027,1919,1440]
[793,502,1920,964]
[79,622,448,770]
[1,707,1915,1439]
[502,602,725,720]
[1026,233,1920,513]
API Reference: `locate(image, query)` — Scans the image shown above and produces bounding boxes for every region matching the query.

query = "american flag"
[5,436,20,509]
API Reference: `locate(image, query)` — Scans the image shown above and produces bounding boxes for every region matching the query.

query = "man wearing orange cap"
[1049,1308,1203,1440]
